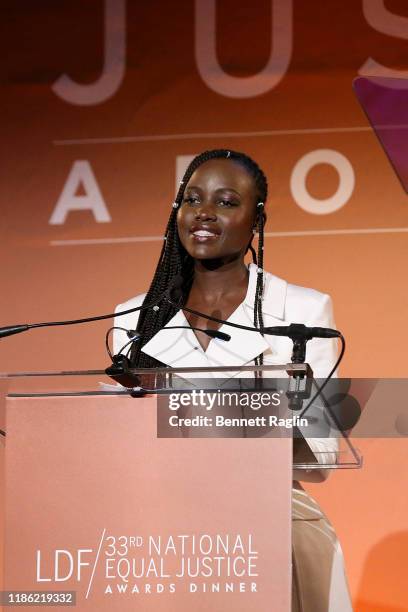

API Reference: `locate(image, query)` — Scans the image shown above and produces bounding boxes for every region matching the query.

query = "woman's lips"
[190,229,220,242]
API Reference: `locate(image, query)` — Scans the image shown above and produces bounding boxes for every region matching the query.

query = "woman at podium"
[114,149,352,611]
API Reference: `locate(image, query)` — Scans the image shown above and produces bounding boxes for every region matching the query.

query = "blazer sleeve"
[113,294,146,356]
[303,292,338,379]
[294,292,340,478]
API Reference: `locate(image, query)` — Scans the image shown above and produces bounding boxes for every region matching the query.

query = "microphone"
[264,324,340,340]
[0,276,185,340]
[201,329,230,341]
[162,326,230,341]
[0,324,29,338]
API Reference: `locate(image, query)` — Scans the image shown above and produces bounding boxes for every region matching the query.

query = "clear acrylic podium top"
[1,363,311,394]
[0,364,362,470]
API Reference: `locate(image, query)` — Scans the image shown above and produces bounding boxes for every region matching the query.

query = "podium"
[0,366,359,611]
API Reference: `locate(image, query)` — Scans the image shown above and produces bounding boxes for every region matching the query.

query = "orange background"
[2,1,408,609]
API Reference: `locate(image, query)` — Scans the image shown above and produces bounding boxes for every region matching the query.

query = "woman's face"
[176,158,258,263]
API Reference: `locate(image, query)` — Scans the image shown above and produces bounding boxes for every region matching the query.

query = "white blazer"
[114,264,339,471]
[114,263,337,377]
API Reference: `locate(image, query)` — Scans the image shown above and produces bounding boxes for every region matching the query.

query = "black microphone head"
[0,324,30,339]
[205,329,231,341]
[126,330,141,340]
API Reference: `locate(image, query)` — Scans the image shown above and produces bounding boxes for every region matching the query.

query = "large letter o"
[290,149,355,215]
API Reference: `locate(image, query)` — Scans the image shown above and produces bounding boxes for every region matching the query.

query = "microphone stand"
[162,297,345,416]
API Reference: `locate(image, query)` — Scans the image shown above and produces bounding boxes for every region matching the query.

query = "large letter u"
[195,0,293,98]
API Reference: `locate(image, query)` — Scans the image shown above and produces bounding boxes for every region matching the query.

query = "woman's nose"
[195,202,217,220]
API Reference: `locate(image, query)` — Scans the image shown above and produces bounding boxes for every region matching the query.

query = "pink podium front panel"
[4,394,291,611]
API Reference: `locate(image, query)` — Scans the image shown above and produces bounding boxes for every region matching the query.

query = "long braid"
[129,149,268,368]
[254,204,266,371]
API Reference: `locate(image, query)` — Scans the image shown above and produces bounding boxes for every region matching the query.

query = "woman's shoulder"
[261,267,333,325]
[113,293,147,356]
[115,292,147,314]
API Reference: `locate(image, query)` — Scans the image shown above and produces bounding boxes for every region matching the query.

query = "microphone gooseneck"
[0,276,185,340]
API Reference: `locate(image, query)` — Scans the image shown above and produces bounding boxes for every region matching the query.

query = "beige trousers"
[291,486,353,612]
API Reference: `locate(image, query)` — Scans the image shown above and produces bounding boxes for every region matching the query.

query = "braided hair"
[129,149,268,368]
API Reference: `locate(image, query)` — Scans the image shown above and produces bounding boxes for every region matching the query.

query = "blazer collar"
[141,264,287,372]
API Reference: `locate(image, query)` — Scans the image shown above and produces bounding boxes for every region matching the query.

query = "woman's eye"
[183,196,200,205]
[219,200,237,207]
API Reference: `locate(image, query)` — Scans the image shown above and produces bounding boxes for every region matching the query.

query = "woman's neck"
[191,258,249,303]
[183,258,250,350]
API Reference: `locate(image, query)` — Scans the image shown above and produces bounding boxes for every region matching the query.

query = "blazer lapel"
[140,309,211,370]
[140,264,288,373]
[141,304,269,376]
[204,303,269,368]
